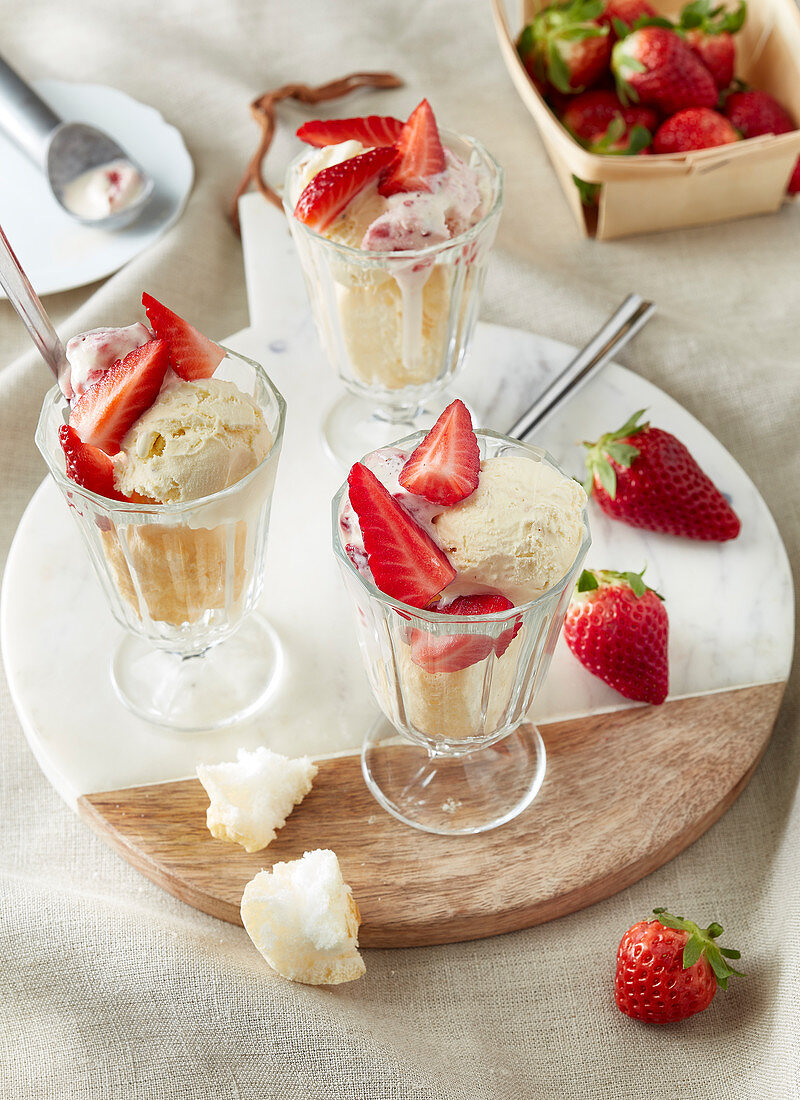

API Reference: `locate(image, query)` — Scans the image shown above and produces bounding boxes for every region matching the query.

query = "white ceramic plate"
[0,80,194,297]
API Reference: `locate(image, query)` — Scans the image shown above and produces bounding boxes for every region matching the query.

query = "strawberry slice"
[448,594,522,657]
[398,399,479,505]
[294,146,398,233]
[409,594,521,673]
[69,338,170,454]
[347,462,455,608]
[378,99,446,197]
[296,115,405,148]
[410,631,496,674]
[58,424,130,501]
[141,293,225,381]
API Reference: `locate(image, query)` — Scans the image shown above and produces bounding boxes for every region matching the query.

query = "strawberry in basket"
[563,90,656,205]
[598,0,658,36]
[678,0,746,90]
[653,107,740,152]
[517,0,612,94]
[724,89,800,193]
[561,89,658,150]
[612,25,718,114]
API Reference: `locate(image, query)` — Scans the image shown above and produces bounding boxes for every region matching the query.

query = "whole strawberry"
[653,107,739,153]
[518,0,611,94]
[599,0,657,37]
[679,0,746,90]
[583,409,741,540]
[723,88,795,136]
[615,908,742,1023]
[563,568,668,704]
[613,26,718,115]
[723,88,800,193]
[561,89,658,147]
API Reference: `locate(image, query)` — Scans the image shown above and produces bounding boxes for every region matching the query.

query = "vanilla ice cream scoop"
[114,377,272,503]
[431,456,588,604]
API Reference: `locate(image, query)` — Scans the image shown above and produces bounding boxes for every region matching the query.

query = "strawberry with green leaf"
[563,568,669,704]
[598,0,659,37]
[616,908,743,1023]
[518,0,612,95]
[612,25,718,114]
[583,409,741,540]
[561,89,658,148]
[564,90,656,206]
[571,116,653,205]
[679,0,747,90]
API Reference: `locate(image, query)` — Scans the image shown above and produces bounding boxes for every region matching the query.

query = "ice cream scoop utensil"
[0,224,68,384]
[508,295,655,440]
[0,54,153,229]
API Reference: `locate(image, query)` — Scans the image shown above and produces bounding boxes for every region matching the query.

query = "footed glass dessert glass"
[284,131,503,468]
[36,348,286,732]
[333,431,591,835]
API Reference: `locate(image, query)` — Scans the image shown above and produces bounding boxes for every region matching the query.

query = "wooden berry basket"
[492,0,800,238]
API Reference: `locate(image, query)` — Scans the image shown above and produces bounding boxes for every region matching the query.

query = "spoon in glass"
[0,223,68,390]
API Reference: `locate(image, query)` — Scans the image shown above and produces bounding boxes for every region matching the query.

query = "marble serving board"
[1,194,793,945]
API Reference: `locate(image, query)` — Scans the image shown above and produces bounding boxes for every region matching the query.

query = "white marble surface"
[1,195,793,808]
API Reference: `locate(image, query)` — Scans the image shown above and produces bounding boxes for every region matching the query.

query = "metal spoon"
[508,294,655,440]
[0,54,153,230]
[0,224,68,387]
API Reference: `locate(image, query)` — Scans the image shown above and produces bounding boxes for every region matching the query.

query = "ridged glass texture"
[284,130,504,412]
[333,433,591,755]
[35,349,286,658]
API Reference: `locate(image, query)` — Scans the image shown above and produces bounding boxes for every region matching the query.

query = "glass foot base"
[361,717,546,835]
[322,391,473,469]
[111,613,283,732]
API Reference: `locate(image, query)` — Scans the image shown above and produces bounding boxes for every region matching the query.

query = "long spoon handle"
[508,294,655,440]
[0,224,68,384]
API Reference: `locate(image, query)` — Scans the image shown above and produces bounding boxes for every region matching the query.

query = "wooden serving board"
[78,684,783,947]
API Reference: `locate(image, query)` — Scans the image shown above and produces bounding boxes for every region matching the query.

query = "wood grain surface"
[78,682,785,947]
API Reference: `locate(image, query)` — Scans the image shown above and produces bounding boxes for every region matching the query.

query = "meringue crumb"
[241,849,365,985]
[197,746,318,853]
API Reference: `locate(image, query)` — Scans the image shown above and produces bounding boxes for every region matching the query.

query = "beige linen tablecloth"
[1,2,798,1097]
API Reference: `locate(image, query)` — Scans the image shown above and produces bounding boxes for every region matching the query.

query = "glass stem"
[373,401,422,425]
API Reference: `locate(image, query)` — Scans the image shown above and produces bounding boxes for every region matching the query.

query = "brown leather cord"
[229,72,404,235]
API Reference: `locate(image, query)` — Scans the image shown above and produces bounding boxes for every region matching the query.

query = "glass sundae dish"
[284,99,503,466]
[333,400,590,834]
[36,294,286,731]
